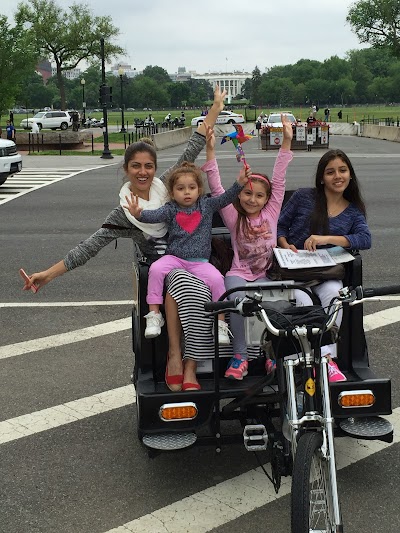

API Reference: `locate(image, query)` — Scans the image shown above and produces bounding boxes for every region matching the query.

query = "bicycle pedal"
[243,424,268,451]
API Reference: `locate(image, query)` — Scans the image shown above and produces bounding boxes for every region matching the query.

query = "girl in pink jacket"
[202,117,293,380]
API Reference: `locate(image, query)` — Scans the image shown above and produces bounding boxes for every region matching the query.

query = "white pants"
[294,279,343,358]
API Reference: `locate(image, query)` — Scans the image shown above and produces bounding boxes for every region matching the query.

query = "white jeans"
[294,279,343,358]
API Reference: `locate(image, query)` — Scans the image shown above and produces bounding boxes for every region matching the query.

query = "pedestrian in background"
[6,120,16,141]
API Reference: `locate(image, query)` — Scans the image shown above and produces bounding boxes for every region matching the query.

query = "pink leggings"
[147,255,226,305]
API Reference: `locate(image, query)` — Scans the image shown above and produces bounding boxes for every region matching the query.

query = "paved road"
[1,135,400,533]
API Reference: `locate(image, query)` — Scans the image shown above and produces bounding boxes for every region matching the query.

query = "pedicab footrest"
[339,416,393,442]
[142,432,197,450]
[243,424,268,451]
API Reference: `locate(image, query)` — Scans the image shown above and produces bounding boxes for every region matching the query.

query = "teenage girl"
[277,149,371,382]
[203,116,293,380]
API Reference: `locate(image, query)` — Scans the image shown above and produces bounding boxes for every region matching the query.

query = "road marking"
[0,385,135,445]
[0,300,133,308]
[0,307,397,446]
[104,410,400,533]
[1,303,399,362]
[364,305,400,331]
[0,317,131,360]
[0,166,115,205]
[0,305,399,533]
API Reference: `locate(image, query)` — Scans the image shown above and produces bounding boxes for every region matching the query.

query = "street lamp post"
[118,67,126,133]
[80,78,86,126]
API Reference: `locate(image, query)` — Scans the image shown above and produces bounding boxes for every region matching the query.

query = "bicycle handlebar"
[204,284,400,339]
[362,285,400,298]
[204,299,242,312]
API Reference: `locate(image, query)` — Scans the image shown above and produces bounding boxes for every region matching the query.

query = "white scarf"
[119,178,169,238]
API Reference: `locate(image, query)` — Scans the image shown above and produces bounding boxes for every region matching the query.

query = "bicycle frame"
[281,331,342,527]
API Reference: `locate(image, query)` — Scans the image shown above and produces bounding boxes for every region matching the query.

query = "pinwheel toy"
[221,124,256,187]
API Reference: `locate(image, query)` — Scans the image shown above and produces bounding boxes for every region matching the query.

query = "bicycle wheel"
[291,431,342,533]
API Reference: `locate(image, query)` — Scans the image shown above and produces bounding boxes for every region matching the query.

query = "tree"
[142,66,171,85]
[167,82,191,108]
[15,72,57,110]
[347,0,400,57]
[131,76,170,108]
[0,15,38,116]
[241,78,252,100]
[251,66,262,103]
[186,79,213,106]
[15,0,124,110]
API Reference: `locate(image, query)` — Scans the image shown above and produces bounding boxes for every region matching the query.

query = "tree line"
[246,47,400,108]
[2,0,400,113]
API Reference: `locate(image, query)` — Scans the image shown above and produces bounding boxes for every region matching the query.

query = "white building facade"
[191,72,250,102]
[51,67,81,79]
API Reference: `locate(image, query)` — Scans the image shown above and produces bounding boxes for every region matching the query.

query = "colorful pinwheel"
[221,124,255,164]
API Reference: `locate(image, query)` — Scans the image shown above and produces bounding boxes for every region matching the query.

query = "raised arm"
[197,84,227,137]
[281,113,293,151]
[159,85,227,183]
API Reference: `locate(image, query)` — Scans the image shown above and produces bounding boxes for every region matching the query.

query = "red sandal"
[165,353,184,392]
[182,382,201,391]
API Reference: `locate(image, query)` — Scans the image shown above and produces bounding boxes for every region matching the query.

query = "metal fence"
[360,117,400,127]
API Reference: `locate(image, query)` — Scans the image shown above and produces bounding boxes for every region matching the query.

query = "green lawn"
[14,104,400,132]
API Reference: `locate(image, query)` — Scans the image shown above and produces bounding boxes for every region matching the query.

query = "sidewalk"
[19,143,125,170]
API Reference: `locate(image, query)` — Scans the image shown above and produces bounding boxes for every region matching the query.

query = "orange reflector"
[159,402,198,421]
[338,390,375,408]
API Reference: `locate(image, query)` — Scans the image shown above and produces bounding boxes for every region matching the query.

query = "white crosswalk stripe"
[0,168,83,205]
[0,165,112,205]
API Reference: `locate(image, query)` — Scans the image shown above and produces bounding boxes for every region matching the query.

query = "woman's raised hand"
[213,84,227,113]
[124,192,143,219]
[281,114,294,142]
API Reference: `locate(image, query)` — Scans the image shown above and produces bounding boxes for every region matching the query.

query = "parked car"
[0,138,22,186]
[262,112,297,128]
[191,110,245,127]
[20,111,72,131]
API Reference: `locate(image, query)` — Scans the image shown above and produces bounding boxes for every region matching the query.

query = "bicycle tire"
[291,431,342,533]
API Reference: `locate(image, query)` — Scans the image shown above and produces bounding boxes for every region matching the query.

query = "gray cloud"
[1,0,367,73]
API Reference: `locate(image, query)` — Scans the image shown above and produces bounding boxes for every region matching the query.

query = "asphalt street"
[1,133,400,533]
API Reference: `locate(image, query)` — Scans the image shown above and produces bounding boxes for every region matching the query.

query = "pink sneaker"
[328,360,347,383]
[224,355,248,380]
[265,358,276,375]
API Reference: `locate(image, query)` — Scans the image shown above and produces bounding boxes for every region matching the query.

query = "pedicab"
[130,192,397,532]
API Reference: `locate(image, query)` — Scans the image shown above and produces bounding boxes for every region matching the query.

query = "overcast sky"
[1,0,368,73]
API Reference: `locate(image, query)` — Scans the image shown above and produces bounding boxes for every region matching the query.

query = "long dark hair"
[310,149,366,234]
[233,174,271,239]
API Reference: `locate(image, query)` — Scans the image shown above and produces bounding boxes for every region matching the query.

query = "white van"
[0,139,22,186]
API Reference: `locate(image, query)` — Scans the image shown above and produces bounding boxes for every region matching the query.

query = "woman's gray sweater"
[63,132,206,271]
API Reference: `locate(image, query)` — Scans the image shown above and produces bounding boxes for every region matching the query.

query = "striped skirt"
[166,269,261,361]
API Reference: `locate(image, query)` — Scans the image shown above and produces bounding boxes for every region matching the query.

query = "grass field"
[86,105,400,126]
[13,104,400,131]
